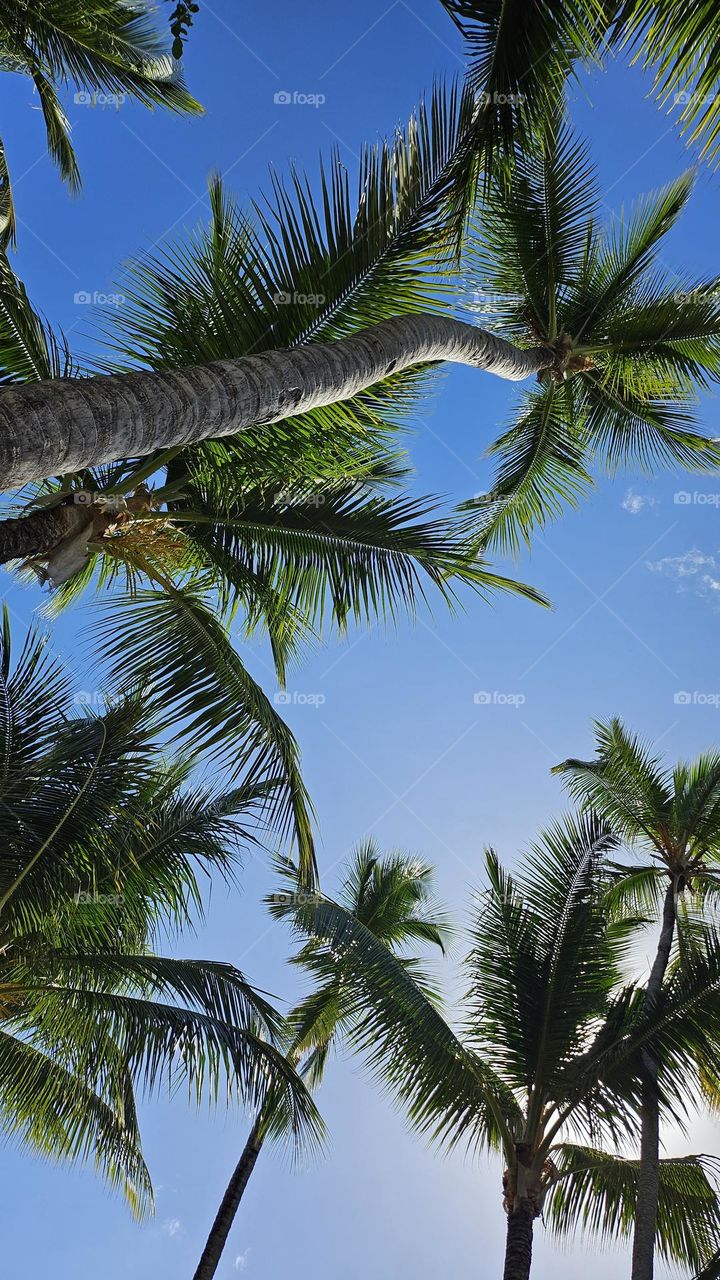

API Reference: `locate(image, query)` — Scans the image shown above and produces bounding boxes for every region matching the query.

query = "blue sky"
[3,2,720,1276]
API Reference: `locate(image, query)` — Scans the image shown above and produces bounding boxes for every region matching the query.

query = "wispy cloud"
[622,488,657,515]
[234,1250,251,1271]
[647,547,720,604]
[162,1218,183,1239]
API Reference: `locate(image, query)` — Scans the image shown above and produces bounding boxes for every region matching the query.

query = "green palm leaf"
[547,1144,720,1270]
[92,582,317,886]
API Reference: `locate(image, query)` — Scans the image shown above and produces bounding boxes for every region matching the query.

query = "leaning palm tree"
[0,0,200,240]
[554,720,720,1280]
[0,87,547,883]
[0,612,320,1212]
[193,841,451,1279]
[270,812,720,1280]
[1,118,717,549]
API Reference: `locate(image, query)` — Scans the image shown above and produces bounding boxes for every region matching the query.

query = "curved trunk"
[502,1201,535,1280]
[0,314,552,488]
[192,1118,264,1280]
[630,880,678,1280]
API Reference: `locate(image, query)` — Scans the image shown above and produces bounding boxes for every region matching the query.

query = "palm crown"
[464,124,720,555]
[555,718,720,918]
[0,613,320,1215]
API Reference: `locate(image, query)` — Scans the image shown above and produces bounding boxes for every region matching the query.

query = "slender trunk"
[630,880,678,1280]
[502,1202,535,1280]
[192,1118,265,1280]
[0,314,553,488]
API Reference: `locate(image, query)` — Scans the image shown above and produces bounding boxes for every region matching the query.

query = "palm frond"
[547,1144,720,1270]
[463,382,592,556]
[91,582,317,886]
[0,1029,154,1217]
[267,885,522,1157]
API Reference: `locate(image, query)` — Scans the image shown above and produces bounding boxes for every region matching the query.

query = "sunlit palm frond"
[463,381,591,556]
[92,582,317,886]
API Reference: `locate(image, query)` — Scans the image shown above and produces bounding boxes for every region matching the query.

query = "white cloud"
[234,1250,251,1271]
[162,1218,183,1239]
[647,548,717,580]
[622,488,657,515]
[647,548,720,605]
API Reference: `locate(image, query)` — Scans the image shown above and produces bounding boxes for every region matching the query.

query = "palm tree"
[269,812,720,1280]
[2,116,717,559]
[554,720,720,1280]
[0,89,548,884]
[192,841,451,1280]
[0,611,320,1213]
[0,0,200,240]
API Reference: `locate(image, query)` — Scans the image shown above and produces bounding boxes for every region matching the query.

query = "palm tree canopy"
[461,125,720,555]
[439,1,720,183]
[554,718,720,910]
[283,840,452,1090]
[0,85,548,884]
[0,613,321,1212]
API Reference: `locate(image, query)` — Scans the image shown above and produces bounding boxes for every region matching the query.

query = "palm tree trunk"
[0,502,90,563]
[502,1202,535,1280]
[630,880,678,1280]
[192,1118,264,1280]
[0,314,553,488]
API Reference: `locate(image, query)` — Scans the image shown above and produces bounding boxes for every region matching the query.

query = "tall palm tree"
[554,720,720,1280]
[0,611,320,1213]
[269,812,720,1280]
[192,841,451,1280]
[0,0,200,240]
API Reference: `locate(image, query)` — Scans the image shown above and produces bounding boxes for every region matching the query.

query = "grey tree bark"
[502,1202,535,1280]
[630,880,678,1280]
[0,314,553,489]
[192,1119,264,1280]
